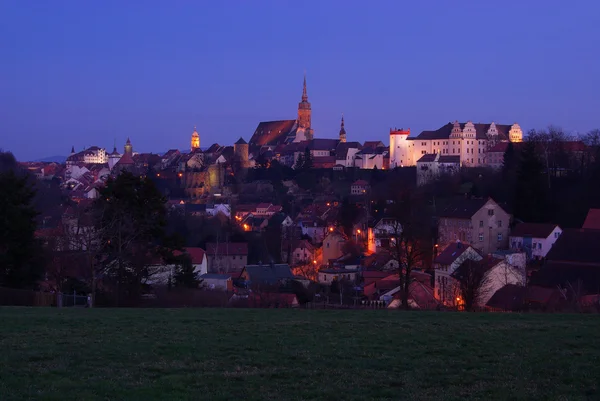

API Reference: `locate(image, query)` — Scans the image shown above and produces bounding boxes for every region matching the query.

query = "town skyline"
[3,1,600,160]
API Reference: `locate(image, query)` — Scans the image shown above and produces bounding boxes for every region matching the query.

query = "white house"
[434,242,482,306]
[200,273,232,291]
[149,247,208,286]
[509,223,562,260]
[367,218,401,253]
[416,154,460,186]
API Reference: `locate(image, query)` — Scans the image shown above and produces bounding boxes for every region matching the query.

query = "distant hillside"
[33,155,67,163]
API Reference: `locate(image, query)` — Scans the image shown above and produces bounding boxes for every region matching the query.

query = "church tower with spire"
[298,74,314,140]
[339,114,347,143]
[191,126,200,151]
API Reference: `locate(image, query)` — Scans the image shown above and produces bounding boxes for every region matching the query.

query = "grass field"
[1,308,599,401]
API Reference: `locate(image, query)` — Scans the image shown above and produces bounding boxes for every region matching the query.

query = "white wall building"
[509,223,562,260]
[390,121,523,169]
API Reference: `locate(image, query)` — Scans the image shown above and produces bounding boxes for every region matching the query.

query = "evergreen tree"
[172,255,200,288]
[94,172,171,303]
[293,153,305,170]
[514,141,548,222]
[0,166,43,289]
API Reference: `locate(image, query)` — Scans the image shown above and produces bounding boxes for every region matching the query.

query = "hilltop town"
[4,76,600,311]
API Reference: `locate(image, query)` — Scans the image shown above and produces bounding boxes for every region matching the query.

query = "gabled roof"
[206,242,248,256]
[335,142,362,159]
[582,209,600,230]
[417,154,437,163]
[243,264,294,284]
[250,120,297,146]
[363,141,385,149]
[307,139,339,151]
[413,122,513,141]
[174,247,205,265]
[451,256,501,280]
[545,229,600,265]
[438,155,461,164]
[352,180,369,186]
[235,137,247,145]
[434,242,473,265]
[511,223,559,238]
[439,198,504,219]
[200,273,231,280]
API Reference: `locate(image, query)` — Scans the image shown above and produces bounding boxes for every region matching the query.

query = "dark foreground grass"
[0,308,599,401]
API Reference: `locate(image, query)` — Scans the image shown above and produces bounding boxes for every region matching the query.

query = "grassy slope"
[0,308,598,401]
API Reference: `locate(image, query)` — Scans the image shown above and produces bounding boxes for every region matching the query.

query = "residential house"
[535,229,600,294]
[362,251,399,271]
[200,273,233,291]
[149,247,207,286]
[509,223,562,259]
[354,146,387,169]
[335,142,362,167]
[297,217,328,243]
[322,229,347,265]
[416,153,460,186]
[451,255,525,308]
[318,268,359,284]
[438,197,511,255]
[206,242,248,273]
[433,242,482,305]
[282,239,316,266]
[351,180,370,195]
[369,271,438,309]
[367,217,401,253]
[486,284,564,312]
[239,264,294,288]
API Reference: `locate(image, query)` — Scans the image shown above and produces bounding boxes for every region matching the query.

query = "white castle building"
[390,121,523,168]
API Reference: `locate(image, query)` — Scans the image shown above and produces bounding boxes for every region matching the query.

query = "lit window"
[479,233,484,242]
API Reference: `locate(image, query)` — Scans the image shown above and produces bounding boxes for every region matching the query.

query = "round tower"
[191,126,200,151]
[234,137,249,168]
[389,128,411,167]
[124,137,133,155]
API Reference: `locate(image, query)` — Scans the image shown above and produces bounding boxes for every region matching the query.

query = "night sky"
[2,0,599,161]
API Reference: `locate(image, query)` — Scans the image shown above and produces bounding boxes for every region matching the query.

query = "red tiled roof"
[174,247,205,265]
[352,180,369,186]
[434,242,472,265]
[250,120,297,146]
[511,223,559,238]
[582,209,600,230]
[206,242,248,256]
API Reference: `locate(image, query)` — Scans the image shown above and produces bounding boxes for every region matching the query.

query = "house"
[451,255,525,308]
[535,229,600,294]
[354,146,387,169]
[582,209,600,230]
[239,264,294,288]
[371,271,438,309]
[318,268,359,284]
[485,284,565,312]
[206,242,248,273]
[335,142,362,167]
[433,242,482,305]
[438,197,511,255]
[350,180,370,195]
[361,251,399,271]
[509,223,562,259]
[416,154,460,186]
[367,218,401,253]
[149,247,207,286]
[282,239,316,266]
[200,273,233,292]
[297,217,328,243]
[322,229,347,265]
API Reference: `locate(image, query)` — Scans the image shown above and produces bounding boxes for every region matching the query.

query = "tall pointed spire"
[302,72,308,102]
[339,113,347,143]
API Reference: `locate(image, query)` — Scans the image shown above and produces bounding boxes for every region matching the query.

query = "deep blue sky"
[2,1,599,160]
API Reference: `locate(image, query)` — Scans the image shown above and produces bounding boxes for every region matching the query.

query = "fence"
[0,287,56,307]
[57,291,90,307]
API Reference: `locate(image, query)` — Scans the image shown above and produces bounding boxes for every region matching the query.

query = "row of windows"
[479,233,503,242]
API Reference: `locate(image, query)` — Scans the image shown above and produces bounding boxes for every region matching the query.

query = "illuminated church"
[249,75,314,148]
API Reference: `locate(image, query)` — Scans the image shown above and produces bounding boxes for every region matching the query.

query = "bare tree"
[452,259,492,311]
[387,192,433,310]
